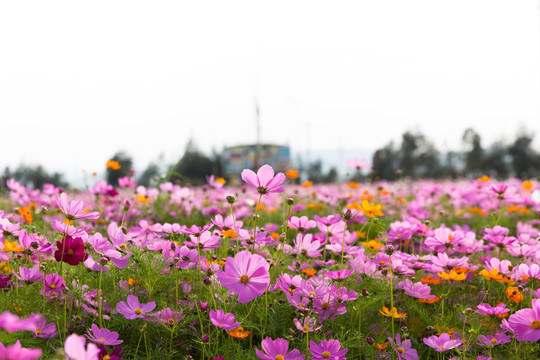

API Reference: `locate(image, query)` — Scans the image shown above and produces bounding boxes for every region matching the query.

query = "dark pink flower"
[55,236,88,266]
[217,250,270,303]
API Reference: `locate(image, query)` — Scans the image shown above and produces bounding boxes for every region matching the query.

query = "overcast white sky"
[1,1,539,184]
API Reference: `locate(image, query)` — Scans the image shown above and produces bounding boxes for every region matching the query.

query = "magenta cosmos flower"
[310,339,348,360]
[0,340,42,360]
[85,323,123,346]
[217,250,270,303]
[115,295,156,320]
[209,309,241,330]
[255,337,305,360]
[55,236,89,266]
[508,298,540,341]
[56,192,100,221]
[241,164,287,194]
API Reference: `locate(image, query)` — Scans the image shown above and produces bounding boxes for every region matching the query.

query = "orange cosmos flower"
[346,182,360,189]
[17,207,33,224]
[476,175,491,183]
[106,160,121,170]
[229,327,250,339]
[420,275,442,285]
[285,169,299,179]
[417,296,440,304]
[523,180,534,190]
[302,180,313,188]
[361,239,383,251]
[361,200,384,218]
[438,269,466,282]
[2,240,24,253]
[221,229,237,239]
[506,286,524,304]
[375,342,389,351]
[301,268,316,277]
[379,306,407,318]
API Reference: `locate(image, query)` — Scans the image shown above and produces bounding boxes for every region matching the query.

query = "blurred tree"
[137,163,161,187]
[508,133,540,179]
[462,128,484,178]
[483,141,511,179]
[371,142,399,181]
[2,165,68,190]
[168,139,221,185]
[106,151,133,186]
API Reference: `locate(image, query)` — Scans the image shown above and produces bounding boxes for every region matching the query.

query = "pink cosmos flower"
[292,234,322,258]
[255,337,305,360]
[13,267,43,283]
[217,250,270,303]
[347,157,370,170]
[115,295,156,320]
[0,340,42,360]
[241,164,287,194]
[293,316,322,333]
[476,332,511,346]
[310,339,348,360]
[56,192,100,221]
[475,303,510,317]
[209,309,241,331]
[0,311,38,332]
[423,333,462,352]
[64,333,100,360]
[508,298,540,341]
[396,279,436,300]
[288,216,316,232]
[389,333,418,360]
[33,314,57,338]
[85,323,123,346]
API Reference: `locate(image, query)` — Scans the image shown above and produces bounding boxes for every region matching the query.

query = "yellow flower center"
[135,308,142,314]
[50,284,56,289]
[240,275,249,284]
[67,249,74,256]
[103,356,110,360]
[275,356,284,360]
[398,347,405,354]
[99,337,105,342]
[532,320,540,329]
[36,328,42,335]
[168,318,175,324]
[322,302,330,310]
[322,351,331,358]
[490,338,498,344]
[303,325,310,332]
[120,244,127,249]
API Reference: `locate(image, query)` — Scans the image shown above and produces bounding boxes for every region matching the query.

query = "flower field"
[1,164,540,359]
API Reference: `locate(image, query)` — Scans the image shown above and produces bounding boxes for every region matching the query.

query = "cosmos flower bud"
[342,209,354,221]
[123,199,131,211]
[226,195,237,204]
[203,276,212,285]
[366,337,374,344]
[170,242,177,251]
[361,288,369,297]
[201,334,209,343]
[324,330,332,338]
[31,241,39,249]
[199,302,209,311]
[121,226,128,234]
[286,198,295,206]
[99,257,109,265]
[384,244,395,255]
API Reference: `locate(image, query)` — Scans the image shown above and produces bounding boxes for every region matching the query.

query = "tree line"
[2,128,539,190]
